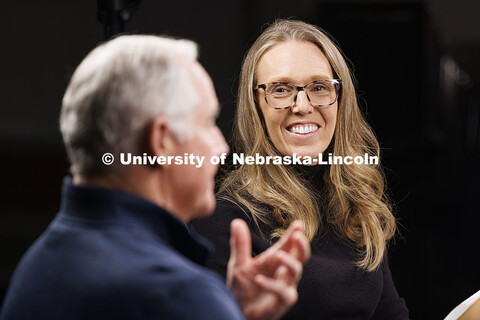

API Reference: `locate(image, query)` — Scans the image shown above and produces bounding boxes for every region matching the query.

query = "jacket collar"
[59,177,212,266]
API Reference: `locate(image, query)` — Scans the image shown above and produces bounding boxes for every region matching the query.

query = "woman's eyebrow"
[263,74,334,84]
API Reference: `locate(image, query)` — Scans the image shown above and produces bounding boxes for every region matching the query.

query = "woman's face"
[256,40,337,159]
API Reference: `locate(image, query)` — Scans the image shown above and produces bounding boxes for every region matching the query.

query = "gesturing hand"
[227,219,310,320]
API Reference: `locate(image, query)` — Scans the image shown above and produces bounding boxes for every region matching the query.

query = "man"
[0,35,310,320]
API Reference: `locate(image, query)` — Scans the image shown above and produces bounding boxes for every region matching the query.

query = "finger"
[270,221,309,261]
[270,251,303,283]
[274,265,289,282]
[229,219,252,266]
[272,220,304,251]
[254,274,298,306]
[289,230,311,263]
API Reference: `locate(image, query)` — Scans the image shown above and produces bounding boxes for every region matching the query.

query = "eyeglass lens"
[265,80,338,109]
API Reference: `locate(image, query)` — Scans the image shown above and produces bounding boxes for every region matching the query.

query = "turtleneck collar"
[292,164,328,192]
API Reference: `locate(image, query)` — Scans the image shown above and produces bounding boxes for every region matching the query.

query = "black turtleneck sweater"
[192,165,409,319]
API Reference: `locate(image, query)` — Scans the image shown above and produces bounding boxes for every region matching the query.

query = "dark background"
[1,1,479,319]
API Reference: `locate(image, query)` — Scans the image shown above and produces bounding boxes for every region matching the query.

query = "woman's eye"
[312,85,327,92]
[272,86,291,93]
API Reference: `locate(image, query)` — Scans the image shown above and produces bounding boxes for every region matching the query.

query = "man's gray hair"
[60,35,198,176]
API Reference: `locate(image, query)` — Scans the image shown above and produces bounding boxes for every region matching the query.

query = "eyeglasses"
[256,79,342,110]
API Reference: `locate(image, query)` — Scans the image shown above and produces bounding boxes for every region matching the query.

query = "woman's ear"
[147,115,178,158]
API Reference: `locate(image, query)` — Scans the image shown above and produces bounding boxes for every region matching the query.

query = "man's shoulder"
[95,242,244,320]
[123,247,232,300]
[157,274,245,320]
[1,216,244,320]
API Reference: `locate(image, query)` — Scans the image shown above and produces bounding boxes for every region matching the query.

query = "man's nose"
[291,90,313,114]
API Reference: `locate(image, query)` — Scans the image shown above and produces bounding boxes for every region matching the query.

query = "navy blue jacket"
[0,178,245,320]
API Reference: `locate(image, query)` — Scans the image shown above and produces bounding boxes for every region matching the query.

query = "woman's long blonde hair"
[220,19,396,271]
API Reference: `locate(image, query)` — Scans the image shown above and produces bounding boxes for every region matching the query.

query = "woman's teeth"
[288,124,319,134]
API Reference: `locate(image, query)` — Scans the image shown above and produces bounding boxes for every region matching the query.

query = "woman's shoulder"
[192,192,276,245]
[215,194,253,219]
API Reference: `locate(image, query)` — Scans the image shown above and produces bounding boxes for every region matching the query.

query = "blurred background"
[0,0,479,319]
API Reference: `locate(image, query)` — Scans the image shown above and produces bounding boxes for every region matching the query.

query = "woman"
[193,19,409,319]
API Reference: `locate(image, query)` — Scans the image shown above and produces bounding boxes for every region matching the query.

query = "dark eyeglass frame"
[255,79,342,110]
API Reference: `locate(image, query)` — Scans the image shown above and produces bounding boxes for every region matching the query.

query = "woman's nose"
[291,90,313,114]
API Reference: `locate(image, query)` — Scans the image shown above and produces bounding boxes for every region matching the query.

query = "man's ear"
[147,115,178,158]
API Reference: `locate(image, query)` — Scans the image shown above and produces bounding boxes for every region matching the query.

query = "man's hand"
[227,219,311,320]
